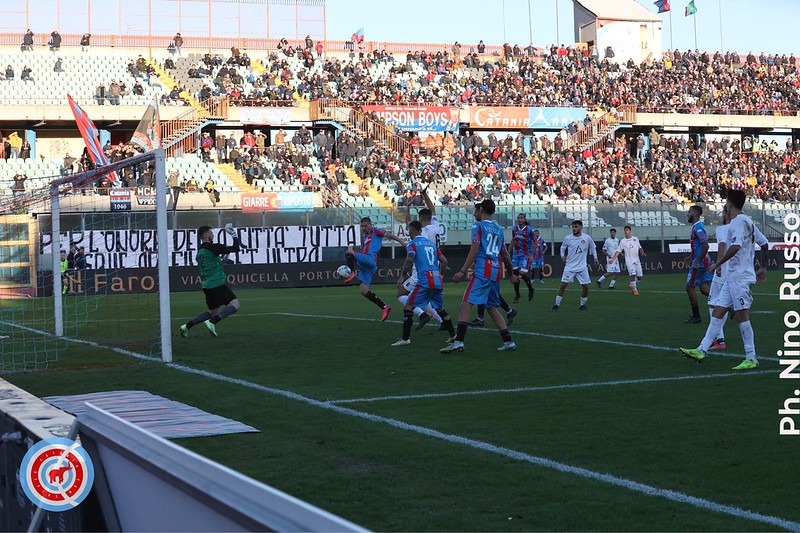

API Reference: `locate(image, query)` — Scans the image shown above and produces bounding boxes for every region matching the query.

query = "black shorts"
[203,284,237,310]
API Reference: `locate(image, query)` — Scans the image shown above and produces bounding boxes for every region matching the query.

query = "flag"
[130,97,161,152]
[654,0,670,13]
[351,27,364,43]
[67,94,118,185]
[685,0,696,16]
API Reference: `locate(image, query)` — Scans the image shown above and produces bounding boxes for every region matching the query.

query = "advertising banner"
[241,192,314,212]
[362,105,460,132]
[468,106,587,129]
[239,107,292,125]
[109,189,131,211]
[41,225,359,268]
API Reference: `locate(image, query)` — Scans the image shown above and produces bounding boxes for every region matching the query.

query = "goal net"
[0,149,171,372]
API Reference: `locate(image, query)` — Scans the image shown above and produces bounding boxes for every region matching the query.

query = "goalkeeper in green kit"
[179,223,241,338]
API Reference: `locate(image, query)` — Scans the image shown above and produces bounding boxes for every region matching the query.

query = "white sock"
[630,280,637,290]
[739,320,756,360]
[398,295,409,306]
[609,279,616,287]
[598,275,606,283]
[413,307,425,317]
[424,304,443,323]
[555,295,563,306]
[717,313,729,340]
[697,316,724,352]
[580,297,588,306]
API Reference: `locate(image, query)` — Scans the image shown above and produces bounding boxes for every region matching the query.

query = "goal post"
[154,148,172,363]
[50,148,171,363]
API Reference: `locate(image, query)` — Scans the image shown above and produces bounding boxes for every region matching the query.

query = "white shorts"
[708,276,724,307]
[606,259,621,273]
[561,268,591,285]
[626,262,643,278]
[402,274,418,293]
[715,279,753,312]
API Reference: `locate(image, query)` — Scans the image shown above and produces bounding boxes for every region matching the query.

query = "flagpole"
[693,12,697,50]
[718,0,723,51]
[669,9,673,50]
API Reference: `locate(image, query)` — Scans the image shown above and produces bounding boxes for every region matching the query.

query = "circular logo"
[20,437,94,512]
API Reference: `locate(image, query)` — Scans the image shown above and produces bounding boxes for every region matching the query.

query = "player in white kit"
[596,228,620,289]
[398,189,445,329]
[610,226,646,296]
[705,206,731,350]
[680,190,768,370]
[552,220,599,311]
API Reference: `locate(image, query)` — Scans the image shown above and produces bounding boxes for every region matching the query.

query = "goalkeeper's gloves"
[224,223,236,237]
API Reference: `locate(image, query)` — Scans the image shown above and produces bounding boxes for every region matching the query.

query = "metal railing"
[310,98,410,154]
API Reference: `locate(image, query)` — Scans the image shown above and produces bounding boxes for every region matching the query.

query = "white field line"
[327,370,774,405]
[166,362,800,532]
[0,320,160,362]
[266,312,781,363]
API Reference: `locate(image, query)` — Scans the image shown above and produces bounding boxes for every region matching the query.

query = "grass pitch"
[3,273,799,531]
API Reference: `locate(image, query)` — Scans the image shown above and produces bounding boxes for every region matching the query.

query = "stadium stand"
[0,48,168,106]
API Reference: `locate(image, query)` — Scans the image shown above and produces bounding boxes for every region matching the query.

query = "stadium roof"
[574,0,662,23]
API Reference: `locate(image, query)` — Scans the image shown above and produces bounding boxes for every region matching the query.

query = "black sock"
[345,252,356,271]
[186,311,211,329]
[539,271,543,280]
[438,309,456,336]
[500,296,511,313]
[476,305,485,319]
[365,291,386,309]
[500,329,512,343]
[402,310,413,340]
[513,282,520,297]
[456,321,469,342]
[210,304,238,324]
[691,303,700,318]
[523,277,533,291]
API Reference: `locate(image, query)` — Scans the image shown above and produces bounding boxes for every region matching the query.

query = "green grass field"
[3,273,799,531]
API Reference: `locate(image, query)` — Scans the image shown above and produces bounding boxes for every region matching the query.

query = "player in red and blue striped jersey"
[530,229,548,283]
[344,217,405,321]
[442,199,518,353]
[685,205,713,323]
[391,221,455,347]
[511,214,536,303]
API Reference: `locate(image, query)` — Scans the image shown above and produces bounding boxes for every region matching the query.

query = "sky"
[324,0,800,55]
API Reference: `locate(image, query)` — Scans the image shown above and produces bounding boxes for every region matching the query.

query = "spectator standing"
[9,132,21,158]
[19,140,31,159]
[173,33,184,55]
[22,29,34,52]
[80,33,91,51]
[96,83,106,105]
[168,169,181,211]
[215,134,227,162]
[49,31,61,52]
[477,40,486,54]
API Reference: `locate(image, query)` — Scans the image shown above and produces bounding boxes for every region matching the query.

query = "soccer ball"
[336,265,352,278]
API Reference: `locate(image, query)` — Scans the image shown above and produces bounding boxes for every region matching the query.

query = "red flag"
[67,94,119,185]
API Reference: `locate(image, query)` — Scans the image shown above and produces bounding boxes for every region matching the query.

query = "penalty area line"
[165,362,800,532]
[265,312,780,363]
[326,370,775,405]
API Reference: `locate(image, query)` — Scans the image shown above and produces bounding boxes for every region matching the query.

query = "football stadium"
[0,0,799,530]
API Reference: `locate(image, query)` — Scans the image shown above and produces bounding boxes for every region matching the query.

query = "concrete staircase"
[146,59,203,109]
[215,162,259,193]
